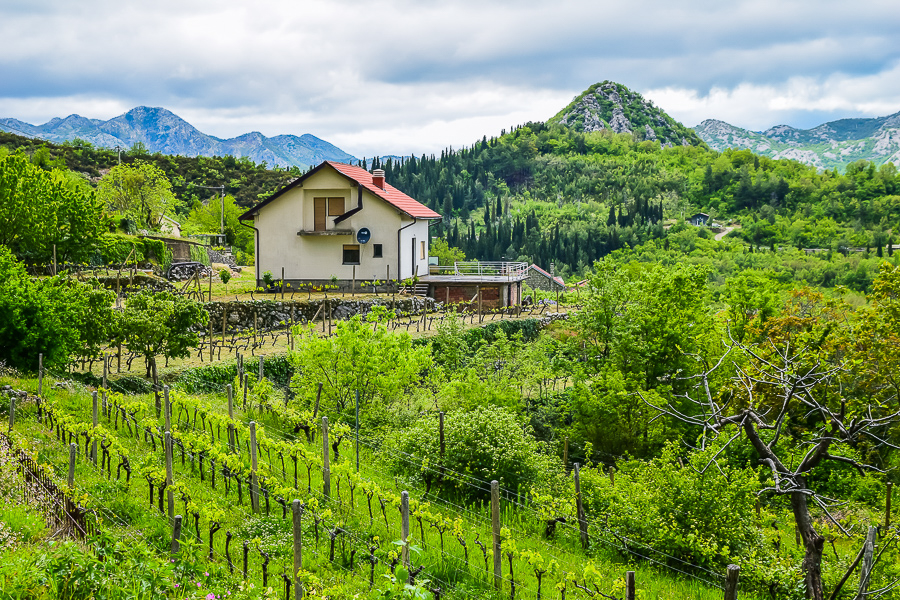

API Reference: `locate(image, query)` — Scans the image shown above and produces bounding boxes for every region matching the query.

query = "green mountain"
[549,81,704,147]
[693,113,900,171]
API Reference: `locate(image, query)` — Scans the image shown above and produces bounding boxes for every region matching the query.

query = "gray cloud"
[0,0,898,156]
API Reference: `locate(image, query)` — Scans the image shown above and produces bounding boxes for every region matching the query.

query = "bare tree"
[642,289,900,600]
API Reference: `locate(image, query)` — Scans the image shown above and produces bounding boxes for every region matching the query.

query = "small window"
[343,244,360,265]
[328,197,345,216]
[420,240,426,257]
[373,244,383,258]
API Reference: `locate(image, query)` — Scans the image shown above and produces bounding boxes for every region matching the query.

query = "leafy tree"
[0,153,106,263]
[0,247,115,369]
[181,193,254,256]
[119,290,209,376]
[429,238,466,266]
[96,160,176,231]
[289,308,431,423]
[219,269,231,296]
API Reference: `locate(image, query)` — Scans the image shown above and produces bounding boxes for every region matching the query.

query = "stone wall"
[207,248,238,269]
[525,268,565,292]
[203,296,437,333]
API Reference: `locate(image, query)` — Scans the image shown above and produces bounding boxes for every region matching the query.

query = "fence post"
[259,356,264,382]
[243,373,249,411]
[625,571,635,600]
[249,421,260,513]
[491,480,501,590]
[38,353,43,397]
[292,499,303,600]
[858,526,877,598]
[165,431,175,517]
[322,417,331,500]
[401,490,410,567]
[91,391,98,465]
[227,384,235,453]
[724,564,739,600]
[68,443,77,488]
[574,462,588,549]
[164,385,171,432]
[7,396,14,433]
[886,482,893,528]
[209,313,215,361]
[171,514,183,554]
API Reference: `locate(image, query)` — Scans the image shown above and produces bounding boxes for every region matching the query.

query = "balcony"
[423,261,529,283]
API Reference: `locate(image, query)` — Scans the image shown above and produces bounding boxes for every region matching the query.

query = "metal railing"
[428,261,529,279]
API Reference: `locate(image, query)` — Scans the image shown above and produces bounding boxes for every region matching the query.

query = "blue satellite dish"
[356,228,371,244]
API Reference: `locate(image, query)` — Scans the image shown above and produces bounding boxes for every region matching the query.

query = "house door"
[411,237,417,276]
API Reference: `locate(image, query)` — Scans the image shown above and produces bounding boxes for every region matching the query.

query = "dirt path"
[715,225,738,241]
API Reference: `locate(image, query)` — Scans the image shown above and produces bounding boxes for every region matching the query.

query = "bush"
[394,406,552,499]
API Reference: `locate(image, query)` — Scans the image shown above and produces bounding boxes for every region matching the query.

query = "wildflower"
[174,583,180,588]
[204,572,209,576]
[197,582,202,588]
[207,594,215,600]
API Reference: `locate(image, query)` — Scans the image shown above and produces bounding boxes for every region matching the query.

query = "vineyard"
[1,360,765,600]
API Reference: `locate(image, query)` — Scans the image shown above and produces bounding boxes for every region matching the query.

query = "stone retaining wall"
[203,296,437,333]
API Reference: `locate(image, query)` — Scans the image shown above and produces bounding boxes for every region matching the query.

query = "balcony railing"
[428,261,529,279]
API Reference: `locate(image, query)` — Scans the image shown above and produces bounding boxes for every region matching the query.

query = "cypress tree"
[607,204,616,227]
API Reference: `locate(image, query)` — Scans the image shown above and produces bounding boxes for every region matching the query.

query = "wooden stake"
[258,356,264,381]
[574,463,588,549]
[491,480,501,589]
[102,354,107,390]
[209,313,215,361]
[249,421,259,513]
[292,500,303,600]
[281,266,285,300]
[322,417,331,499]
[253,309,258,349]
[164,385,171,432]
[724,564,739,600]
[312,383,323,420]
[38,353,43,396]
[401,490,410,567]
[222,304,228,347]
[209,268,213,302]
[171,515,183,554]
[7,397,12,433]
[886,482,893,528]
[227,384,235,453]
[152,358,161,417]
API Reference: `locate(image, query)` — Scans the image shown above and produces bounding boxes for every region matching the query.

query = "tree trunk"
[791,481,825,600]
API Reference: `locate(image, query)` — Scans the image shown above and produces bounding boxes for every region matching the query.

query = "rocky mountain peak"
[549,81,704,147]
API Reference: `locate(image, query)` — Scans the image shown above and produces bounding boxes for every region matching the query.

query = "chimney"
[372,169,385,189]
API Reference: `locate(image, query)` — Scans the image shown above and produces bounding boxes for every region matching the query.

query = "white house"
[688,212,710,226]
[239,161,441,286]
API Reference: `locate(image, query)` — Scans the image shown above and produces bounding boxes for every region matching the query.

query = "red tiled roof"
[529,264,565,287]
[326,161,441,220]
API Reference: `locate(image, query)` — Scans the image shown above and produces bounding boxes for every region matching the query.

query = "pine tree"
[607,204,616,227]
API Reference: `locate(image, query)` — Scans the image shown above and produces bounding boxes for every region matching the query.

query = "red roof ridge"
[326,161,441,220]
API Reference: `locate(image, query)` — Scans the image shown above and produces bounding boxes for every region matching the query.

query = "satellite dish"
[356,228,371,244]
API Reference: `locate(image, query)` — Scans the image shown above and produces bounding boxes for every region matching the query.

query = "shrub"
[394,406,552,499]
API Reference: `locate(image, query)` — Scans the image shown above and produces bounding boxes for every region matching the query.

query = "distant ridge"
[693,113,900,170]
[549,81,704,147]
[0,106,357,169]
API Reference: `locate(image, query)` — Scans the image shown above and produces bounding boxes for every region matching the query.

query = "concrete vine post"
[322,417,331,500]
[625,571,635,600]
[258,356,264,382]
[171,514,183,554]
[249,421,260,513]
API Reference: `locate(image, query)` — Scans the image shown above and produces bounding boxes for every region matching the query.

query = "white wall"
[254,167,432,282]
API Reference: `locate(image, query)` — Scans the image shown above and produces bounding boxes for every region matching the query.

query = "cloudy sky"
[2,0,899,157]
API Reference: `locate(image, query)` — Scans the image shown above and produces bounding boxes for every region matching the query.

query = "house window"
[328,197,345,216]
[420,240,426,258]
[314,198,327,231]
[343,244,360,265]
[373,244,383,258]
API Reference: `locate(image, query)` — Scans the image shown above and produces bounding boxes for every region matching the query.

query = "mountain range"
[693,113,900,170]
[0,106,356,169]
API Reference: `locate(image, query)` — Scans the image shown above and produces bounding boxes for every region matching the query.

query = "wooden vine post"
[322,417,331,500]
[7,396,13,433]
[209,313,215,361]
[401,490,410,567]
[171,514,183,554]
[491,480,502,590]
[164,385,171,432]
[249,421,260,513]
[281,266,285,300]
[724,564,740,600]
[574,462,588,549]
[91,391,98,465]
[226,384,235,453]
[37,353,43,397]
[152,358,161,417]
[258,356,264,381]
[292,499,303,600]
[625,571,635,600]
[165,431,175,517]
[68,443,77,488]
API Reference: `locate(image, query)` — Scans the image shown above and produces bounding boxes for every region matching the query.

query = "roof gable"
[239,161,441,220]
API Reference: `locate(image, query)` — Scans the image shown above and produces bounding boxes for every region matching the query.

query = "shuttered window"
[328,197,345,216]
[314,198,327,231]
